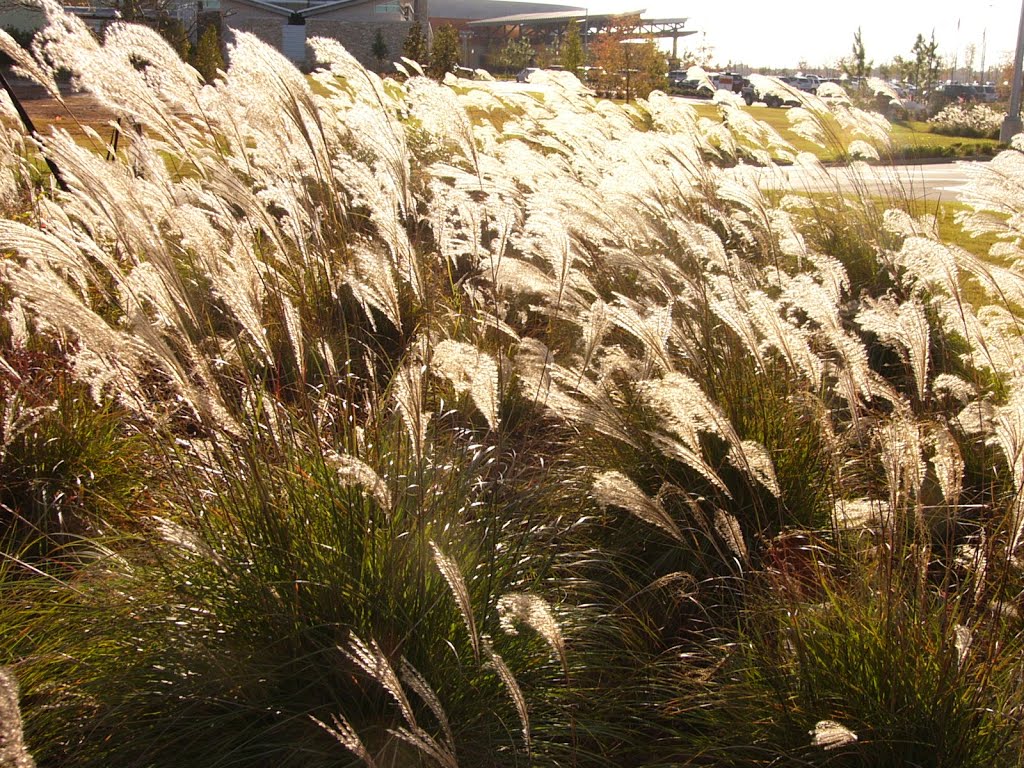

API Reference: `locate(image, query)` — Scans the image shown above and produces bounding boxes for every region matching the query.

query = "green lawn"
[686,100,1000,162]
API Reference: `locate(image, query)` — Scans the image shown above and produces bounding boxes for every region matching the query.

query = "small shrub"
[928,103,1002,140]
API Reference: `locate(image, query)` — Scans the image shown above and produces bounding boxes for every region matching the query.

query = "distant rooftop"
[429,0,581,20]
[467,7,645,25]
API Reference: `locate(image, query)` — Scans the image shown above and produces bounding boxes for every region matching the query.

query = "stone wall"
[222,0,411,72]
[221,4,283,50]
[306,20,410,71]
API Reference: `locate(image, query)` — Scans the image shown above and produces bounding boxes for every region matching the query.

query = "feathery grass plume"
[728,440,781,497]
[957,139,1024,247]
[388,726,459,768]
[955,254,1024,316]
[714,508,748,564]
[481,251,554,299]
[399,658,455,749]
[312,713,378,768]
[718,98,796,165]
[608,296,673,372]
[857,295,931,402]
[810,720,858,750]
[0,668,35,768]
[592,470,684,542]
[991,387,1024,553]
[347,243,403,330]
[482,637,530,755]
[343,634,417,726]
[639,372,727,453]
[953,624,972,668]
[933,374,977,403]
[341,637,458,768]
[746,287,824,389]
[430,541,480,661]
[848,140,880,161]
[787,107,828,148]
[833,497,891,530]
[513,340,639,447]
[392,362,431,459]
[926,423,964,506]
[498,593,568,675]
[405,75,477,165]
[639,372,755,484]
[100,22,204,111]
[324,450,391,511]
[430,340,500,430]
[38,20,199,152]
[0,28,59,98]
[887,235,961,297]
[150,515,220,562]
[876,414,926,514]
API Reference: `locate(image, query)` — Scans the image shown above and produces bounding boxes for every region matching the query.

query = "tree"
[192,25,222,82]
[842,27,872,79]
[156,16,190,61]
[494,38,534,75]
[589,20,665,102]
[912,32,941,92]
[428,23,460,80]
[371,28,389,72]
[679,36,714,69]
[402,22,428,67]
[560,20,584,76]
[963,43,976,83]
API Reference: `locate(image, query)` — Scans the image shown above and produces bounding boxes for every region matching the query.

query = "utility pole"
[1000,0,1024,142]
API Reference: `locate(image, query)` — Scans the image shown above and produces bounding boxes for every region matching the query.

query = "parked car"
[780,75,820,93]
[742,80,801,108]
[712,72,747,94]
[931,83,980,105]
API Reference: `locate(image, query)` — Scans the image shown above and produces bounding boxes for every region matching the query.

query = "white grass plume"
[810,720,857,750]
[497,593,568,675]
[592,471,683,542]
[430,541,480,661]
[343,634,416,726]
[0,668,35,768]
[430,340,500,431]
[324,450,391,512]
[714,509,749,564]
[399,658,455,749]
[312,713,378,768]
[392,361,431,459]
[857,295,931,402]
[926,423,964,506]
[483,637,531,755]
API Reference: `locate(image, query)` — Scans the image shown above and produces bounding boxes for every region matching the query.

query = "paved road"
[729,160,983,203]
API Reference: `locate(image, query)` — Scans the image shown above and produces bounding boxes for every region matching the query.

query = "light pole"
[1000,0,1024,142]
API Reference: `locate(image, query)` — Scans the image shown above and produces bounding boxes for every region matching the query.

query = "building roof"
[429,0,581,21]
[219,0,384,18]
[467,7,644,26]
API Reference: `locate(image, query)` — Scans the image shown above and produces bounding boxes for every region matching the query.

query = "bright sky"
[574,0,1023,74]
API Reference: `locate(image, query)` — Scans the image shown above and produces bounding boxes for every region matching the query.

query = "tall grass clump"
[4,7,1024,766]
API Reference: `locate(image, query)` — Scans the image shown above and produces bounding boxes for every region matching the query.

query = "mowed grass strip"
[686,99,1000,161]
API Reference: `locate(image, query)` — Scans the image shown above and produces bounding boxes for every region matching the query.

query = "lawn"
[686,99,1000,161]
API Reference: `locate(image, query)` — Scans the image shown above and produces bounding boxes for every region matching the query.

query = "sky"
[568,0,1023,74]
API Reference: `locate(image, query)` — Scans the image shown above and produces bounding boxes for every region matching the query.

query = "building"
[220,0,423,69]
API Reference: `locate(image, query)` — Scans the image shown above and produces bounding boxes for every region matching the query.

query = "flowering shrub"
[928,102,1003,139]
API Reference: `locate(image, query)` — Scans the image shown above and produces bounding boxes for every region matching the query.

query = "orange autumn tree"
[588,15,667,101]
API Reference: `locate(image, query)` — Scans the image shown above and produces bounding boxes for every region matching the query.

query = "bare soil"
[3,73,120,146]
